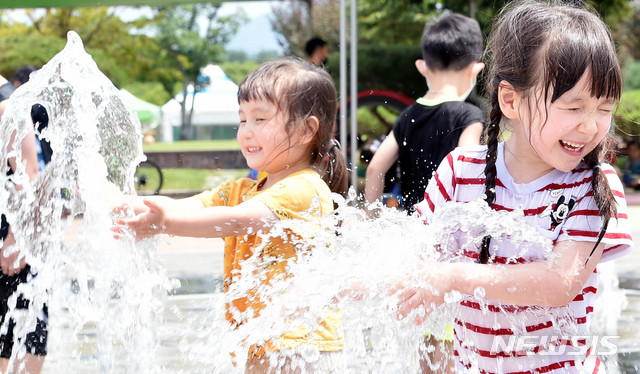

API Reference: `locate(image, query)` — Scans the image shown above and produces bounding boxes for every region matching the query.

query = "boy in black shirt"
[365,13,485,213]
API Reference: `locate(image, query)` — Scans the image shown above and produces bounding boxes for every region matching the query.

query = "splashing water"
[167,193,617,373]
[0,31,629,374]
[0,31,171,372]
[200,196,633,373]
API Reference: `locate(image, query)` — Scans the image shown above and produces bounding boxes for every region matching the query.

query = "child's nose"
[577,112,599,136]
[237,124,253,141]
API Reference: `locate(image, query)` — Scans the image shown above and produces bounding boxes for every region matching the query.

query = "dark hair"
[10,65,38,86]
[305,37,327,58]
[237,57,348,196]
[479,0,622,264]
[421,13,483,72]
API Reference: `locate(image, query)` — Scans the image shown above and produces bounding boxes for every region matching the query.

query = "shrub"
[328,44,424,98]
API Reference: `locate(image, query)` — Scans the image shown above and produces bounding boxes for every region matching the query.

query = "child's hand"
[336,280,370,301]
[113,199,166,240]
[390,268,450,325]
[107,182,148,217]
[394,284,443,325]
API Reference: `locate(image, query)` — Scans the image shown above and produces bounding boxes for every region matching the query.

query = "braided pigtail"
[478,84,502,264]
[582,135,618,263]
[319,139,348,198]
[479,1,623,266]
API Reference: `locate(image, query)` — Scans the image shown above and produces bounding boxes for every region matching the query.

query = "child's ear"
[415,59,428,77]
[498,81,521,120]
[470,62,485,78]
[302,116,320,145]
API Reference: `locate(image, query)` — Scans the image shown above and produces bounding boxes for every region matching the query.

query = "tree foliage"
[271,0,311,57]
[271,0,339,58]
[0,6,249,139]
[624,60,640,91]
[358,0,435,44]
[0,7,154,87]
[219,60,259,85]
[616,2,640,60]
[616,90,640,138]
[269,0,638,144]
[150,4,247,140]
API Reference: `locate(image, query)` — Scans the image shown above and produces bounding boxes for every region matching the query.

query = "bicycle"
[134,159,163,195]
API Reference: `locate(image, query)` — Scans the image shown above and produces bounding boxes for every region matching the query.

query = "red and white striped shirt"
[414,142,633,374]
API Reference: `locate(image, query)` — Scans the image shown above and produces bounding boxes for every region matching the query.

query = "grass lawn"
[143,140,240,152]
[161,168,249,192]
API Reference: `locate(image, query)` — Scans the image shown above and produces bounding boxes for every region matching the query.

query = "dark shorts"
[0,215,48,358]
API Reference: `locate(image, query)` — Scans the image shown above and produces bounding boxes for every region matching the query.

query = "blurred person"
[0,66,37,102]
[365,13,485,214]
[364,13,485,373]
[622,140,640,190]
[0,65,47,374]
[305,37,329,70]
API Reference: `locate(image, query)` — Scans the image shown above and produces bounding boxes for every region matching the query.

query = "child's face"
[237,98,309,176]
[518,73,615,173]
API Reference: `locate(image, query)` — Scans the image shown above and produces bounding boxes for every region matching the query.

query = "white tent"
[160,64,239,142]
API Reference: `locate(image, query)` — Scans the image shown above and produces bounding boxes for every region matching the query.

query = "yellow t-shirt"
[196,168,344,353]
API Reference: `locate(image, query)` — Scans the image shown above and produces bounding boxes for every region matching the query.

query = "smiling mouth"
[560,140,585,153]
[246,146,261,153]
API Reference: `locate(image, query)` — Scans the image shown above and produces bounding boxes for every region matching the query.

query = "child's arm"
[134,195,204,214]
[7,127,39,186]
[364,133,399,210]
[457,122,483,147]
[0,119,39,275]
[108,183,204,216]
[118,197,276,239]
[396,239,604,325]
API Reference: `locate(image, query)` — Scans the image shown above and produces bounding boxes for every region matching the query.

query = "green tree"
[617,2,640,60]
[624,60,640,91]
[219,60,259,85]
[151,4,247,140]
[226,50,250,63]
[0,7,154,87]
[255,50,282,63]
[358,0,436,44]
[271,0,339,58]
[616,90,640,138]
[123,81,171,106]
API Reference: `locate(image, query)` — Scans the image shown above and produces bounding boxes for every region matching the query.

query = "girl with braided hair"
[394,1,633,372]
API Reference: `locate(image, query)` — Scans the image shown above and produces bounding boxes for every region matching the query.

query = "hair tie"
[593,164,601,170]
[329,138,342,151]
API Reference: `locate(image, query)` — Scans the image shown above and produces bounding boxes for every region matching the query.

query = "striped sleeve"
[558,164,633,261]
[414,151,457,223]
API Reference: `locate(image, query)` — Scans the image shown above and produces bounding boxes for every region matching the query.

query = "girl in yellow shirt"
[116,57,347,372]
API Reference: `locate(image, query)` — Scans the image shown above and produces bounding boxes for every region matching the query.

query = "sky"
[220,1,283,55]
[6,1,283,56]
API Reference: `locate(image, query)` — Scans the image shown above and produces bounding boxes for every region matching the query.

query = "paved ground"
[155,233,224,279]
